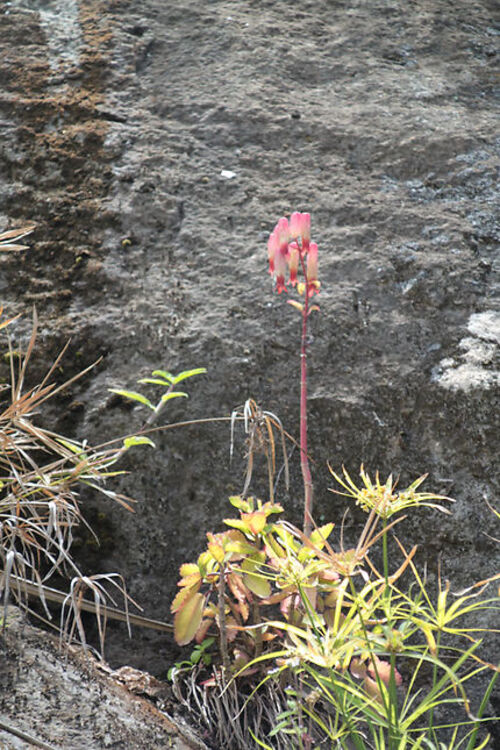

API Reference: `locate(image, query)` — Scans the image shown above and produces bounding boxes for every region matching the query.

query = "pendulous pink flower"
[276,216,290,247]
[267,230,279,275]
[267,212,317,295]
[274,250,289,293]
[272,217,291,293]
[289,211,302,240]
[288,241,300,286]
[289,212,311,252]
[306,242,319,295]
[275,258,289,294]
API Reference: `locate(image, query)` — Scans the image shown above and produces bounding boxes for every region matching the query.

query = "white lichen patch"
[467,311,500,345]
[433,311,500,392]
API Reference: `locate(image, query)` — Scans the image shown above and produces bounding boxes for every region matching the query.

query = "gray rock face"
[0,0,498,694]
[0,607,197,749]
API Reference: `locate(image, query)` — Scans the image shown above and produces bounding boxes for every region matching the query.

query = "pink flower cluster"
[267,212,319,295]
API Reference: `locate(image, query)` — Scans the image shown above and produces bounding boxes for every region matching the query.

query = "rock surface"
[0,607,201,750]
[0,0,498,716]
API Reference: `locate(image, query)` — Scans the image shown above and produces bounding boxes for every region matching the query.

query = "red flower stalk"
[267,212,319,536]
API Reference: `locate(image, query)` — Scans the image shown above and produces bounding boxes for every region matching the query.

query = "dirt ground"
[0,0,499,745]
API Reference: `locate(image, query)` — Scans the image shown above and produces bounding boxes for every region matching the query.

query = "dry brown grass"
[0,309,138,655]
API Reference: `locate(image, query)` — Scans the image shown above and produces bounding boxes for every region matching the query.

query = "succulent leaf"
[174,592,205,646]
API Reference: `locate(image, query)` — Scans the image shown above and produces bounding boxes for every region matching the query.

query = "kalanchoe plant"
[171,495,338,674]
[267,212,319,536]
[171,483,500,749]
[168,215,499,749]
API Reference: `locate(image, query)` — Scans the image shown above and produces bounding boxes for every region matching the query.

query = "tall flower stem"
[267,212,318,536]
[299,250,314,536]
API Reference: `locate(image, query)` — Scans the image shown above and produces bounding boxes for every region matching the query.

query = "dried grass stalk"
[0,311,139,655]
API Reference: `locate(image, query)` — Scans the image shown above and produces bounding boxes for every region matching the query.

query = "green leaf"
[160,391,188,403]
[240,558,271,598]
[265,533,286,559]
[241,511,267,535]
[200,636,215,650]
[171,582,201,613]
[56,438,87,457]
[274,525,299,552]
[174,592,205,646]
[137,378,172,387]
[171,368,207,384]
[123,436,156,449]
[310,523,334,549]
[152,370,174,382]
[225,540,260,556]
[249,728,275,750]
[243,572,271,598]
[179,563,200,577]
[191,649,202,665]
[229,495,251,512]
[241,552,266,570]
[108,389,155,410]
[224,518,251,534]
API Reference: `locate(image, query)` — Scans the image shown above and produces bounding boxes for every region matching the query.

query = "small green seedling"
[109,367,206,448]
[167,636,215,681]
[110,367,206,415]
